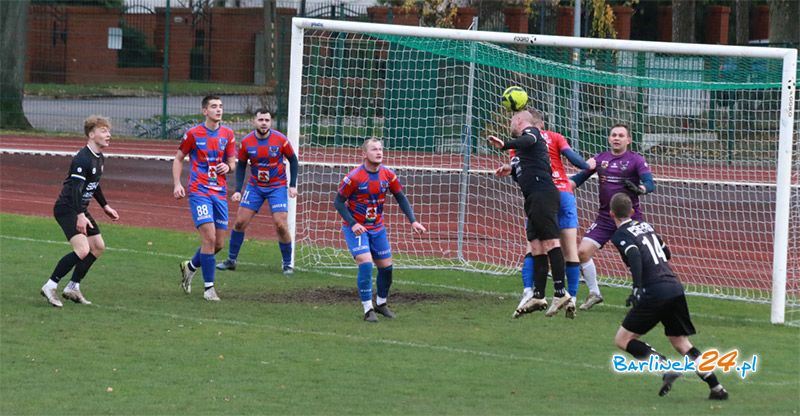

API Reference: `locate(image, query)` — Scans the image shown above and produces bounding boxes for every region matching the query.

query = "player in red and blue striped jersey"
[334,138,426,322]
[172,95,236,301]
[216,109,299,274]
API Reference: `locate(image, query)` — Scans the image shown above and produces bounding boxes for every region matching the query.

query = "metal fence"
[20,1,379,138]
[13,1,799,139]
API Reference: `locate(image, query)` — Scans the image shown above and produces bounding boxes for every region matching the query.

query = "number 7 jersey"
[337,164,402,231]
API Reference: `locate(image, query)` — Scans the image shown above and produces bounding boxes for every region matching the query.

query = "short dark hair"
[610,123,631,138]
[254,108,272,117]
[202,95,221,108]
[610,192,633,219]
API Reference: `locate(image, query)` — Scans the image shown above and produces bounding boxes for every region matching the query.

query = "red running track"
[1,134,796,296]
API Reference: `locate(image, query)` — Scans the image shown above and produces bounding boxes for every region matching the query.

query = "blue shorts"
[342,226,392,260]
[240,184,289,213]
[558,191,578,229]
[189,194,228,229]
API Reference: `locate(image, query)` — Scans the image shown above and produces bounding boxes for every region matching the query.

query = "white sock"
[523,287,533,297]
[362,301,373,313]
[376,296,388,306]
[204,282,214,289]
[44,280,58,290]
[66,281,79,291]
[581,259,601,295]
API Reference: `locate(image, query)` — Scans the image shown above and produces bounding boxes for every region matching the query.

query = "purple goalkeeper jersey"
[592,150,651,214]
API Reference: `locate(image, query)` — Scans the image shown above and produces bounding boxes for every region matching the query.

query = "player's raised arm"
[570,163,596,189]
[495,163,512,177]
[561,148,591,170]
[500,131,538,150]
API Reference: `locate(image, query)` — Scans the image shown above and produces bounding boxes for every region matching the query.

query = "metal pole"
[291,19,789,59]
[770,50,797,325]
[263,0,275,83]
[160,0,171,139]
[286,20,305,269]
[456,16,478,263]
[569,0,581,151]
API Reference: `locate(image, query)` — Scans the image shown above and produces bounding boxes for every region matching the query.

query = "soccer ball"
[501,86,528,111]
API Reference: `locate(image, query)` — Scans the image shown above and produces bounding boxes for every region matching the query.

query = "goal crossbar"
[287,18,797,325]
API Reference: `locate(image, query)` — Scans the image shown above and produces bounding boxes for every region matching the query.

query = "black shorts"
[54,205,100,240]
[523,189,560,242]
[622,294,696,337]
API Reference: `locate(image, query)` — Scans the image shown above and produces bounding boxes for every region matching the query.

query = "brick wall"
[26,5,68,83]
[63,7,119,83]
[208,8,262,84]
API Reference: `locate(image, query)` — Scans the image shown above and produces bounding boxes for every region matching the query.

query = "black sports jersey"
[55,146,105,213]
[502,127,555,196]
[611,219,683,301]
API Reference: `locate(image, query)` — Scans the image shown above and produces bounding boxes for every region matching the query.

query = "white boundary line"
[0,148,175,161]
[2,148,797,188]
[2,234,797,328]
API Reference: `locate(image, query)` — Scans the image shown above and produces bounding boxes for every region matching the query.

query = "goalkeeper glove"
[625,287,643,307]
[623,180,646,195]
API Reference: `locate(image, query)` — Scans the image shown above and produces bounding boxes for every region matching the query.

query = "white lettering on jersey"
[626,222,655,237]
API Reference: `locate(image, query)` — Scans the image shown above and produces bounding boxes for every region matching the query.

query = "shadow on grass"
[226,286,477,304]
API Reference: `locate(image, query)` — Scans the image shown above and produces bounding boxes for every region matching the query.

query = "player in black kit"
[487,110,570,317]
[40,115,119,307]
[609,192,728,400]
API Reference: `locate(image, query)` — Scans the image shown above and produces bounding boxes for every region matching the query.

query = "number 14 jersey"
[611,219,684,301]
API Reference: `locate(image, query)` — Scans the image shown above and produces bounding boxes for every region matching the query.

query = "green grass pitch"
[1,213,797,415]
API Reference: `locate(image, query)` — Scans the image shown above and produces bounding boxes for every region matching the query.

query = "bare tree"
[734,0,750,45]
[0,0,33,129]
[672,0,695,43]
[768,0,799,45]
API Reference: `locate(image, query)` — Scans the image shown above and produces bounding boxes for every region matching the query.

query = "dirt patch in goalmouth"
[226,286,476,304]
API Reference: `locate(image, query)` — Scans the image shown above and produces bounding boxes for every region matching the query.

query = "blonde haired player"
[41,115,119,307]
[334,138,426,322]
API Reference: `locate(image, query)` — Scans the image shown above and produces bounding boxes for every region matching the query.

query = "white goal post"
[286,18,797,324]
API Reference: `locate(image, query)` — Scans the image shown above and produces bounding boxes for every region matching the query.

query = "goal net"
[286,19,798,323]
